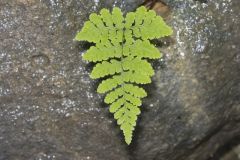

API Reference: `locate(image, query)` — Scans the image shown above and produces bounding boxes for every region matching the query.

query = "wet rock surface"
[0,0,239,160]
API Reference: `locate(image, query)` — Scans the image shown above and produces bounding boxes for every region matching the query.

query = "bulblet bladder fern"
[75,6,173,145]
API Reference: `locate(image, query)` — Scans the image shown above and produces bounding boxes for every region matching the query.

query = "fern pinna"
[75,6,172,145]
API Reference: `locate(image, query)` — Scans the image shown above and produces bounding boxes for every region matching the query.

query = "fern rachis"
[75,6,172,145]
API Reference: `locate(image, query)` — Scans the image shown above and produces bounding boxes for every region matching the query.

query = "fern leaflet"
[75,6,172,145]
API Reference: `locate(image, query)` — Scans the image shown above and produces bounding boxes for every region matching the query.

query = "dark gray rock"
[0,0,144,160]
[132,0,240,159]
[0,0,239,160]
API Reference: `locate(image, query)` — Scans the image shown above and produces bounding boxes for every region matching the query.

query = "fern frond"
[131,40,162,59]
[90,59,122,79]
[122,57,154,76]
[123,84,147,98]
[75,6,173,145]
[97,76,122,93]
[83,42,122,62]
[121,71,152,84]
[104,88,124,104]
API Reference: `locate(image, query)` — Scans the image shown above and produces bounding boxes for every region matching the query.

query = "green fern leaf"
[75,6,173,145]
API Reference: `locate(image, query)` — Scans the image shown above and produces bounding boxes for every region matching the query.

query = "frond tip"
[75,6,173,145]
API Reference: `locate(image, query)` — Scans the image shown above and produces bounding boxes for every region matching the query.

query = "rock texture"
[132,0,240,159]
[0,0,239,160]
